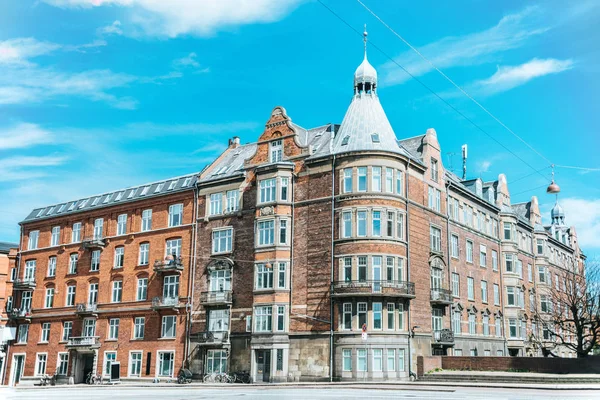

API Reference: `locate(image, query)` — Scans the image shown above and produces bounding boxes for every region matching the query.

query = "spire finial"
[363,24,368,60]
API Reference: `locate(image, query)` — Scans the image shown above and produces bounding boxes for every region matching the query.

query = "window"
[129,352,142,377]
[468,314,476,335]
[44,288,54,308]
[212,228,233,254]
[141,209,152,231]
[209,269,231,292]
[358,302,367,330]
[254,306,273,332]
[257,220,275,246]
[168,204,183,227]
[479,245,487,267]
[256,264,274,289]
[117,214,127,235]
[432,308,442,331]
[57,353,69,375]
[452,273,460,297]
[372,349,383,371]
[93,218,103,240]
[62,322,72,342]
[134,317,145,339]
[47,256,56,277]
[279,219,288,244]
[431,158,438,181]
[162,315,176,338]
[28,230,39,250]
[540,295,551,313]
[69,253,78,274]
[537,239,544,255]
[343,168,352,193]
[209,193,222,216]
[372,211,381,236]
[466,240,473,263]
[386,257,394,282]
[428,187,441,212]
[280,177,289,202]
[88,250,100,271]
[396,170,403,194]
[6,296,13,312]
[398,349,406,371]
[83,318,96,337]
[509,319,518,338]
[158,352,175,377]
[431,267,442,290]
[259,178,277,203]
[372,167,381,191]
[72,222,81,242]
[24,259,36,282]
[343,258,352,282]
[114,247,124,268]
[495,317,502,337]
[396,212,405,239]
[88,283,98,305]
[10,267,16,281]
[397,258,405,282]
[398,303,405,330]
[453,311,461,334]
[357,349,367,372]
[17,324,29,343]
[137,278,148,301]
[163,275,179,299]
[343,303,352,330]
[451,235,459,258]
[507,287,515,306]
[40,322,50,342]
[492,250,498,271]
[226,190,239,212]
[467,277,474,300]
[430,226,441,252]
[165,238,182,258]
[538,266,548,284]
[112,281,123,303]
[342,211,352,238]
[66,285,76,306]
[51,226,60,246]
[108,319,120,340]
[358,257,367,281]
[137,243,149,266]
[278,262,287,289]
[208,309,228,333]
[104,352,117,375]
[206,349,228,374]
[387,303,395,330]
[385,168,393,192]
[343,349,352,371]
[36,354,47,376]
[373,302,382,330]
[494,284,500,305]
[357,167,367,192]
[505,254,514,273]
[386,211,394,237]
[357,211,367,237]
[270,139,282,162]
[276,305,286,331]
[504,222,512,240]
[481,281,488,303]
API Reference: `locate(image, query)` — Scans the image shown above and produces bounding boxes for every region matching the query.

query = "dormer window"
[371,133,380,143]
[431,158,439,182]
[341,136,350,146]
[270,139,282,163]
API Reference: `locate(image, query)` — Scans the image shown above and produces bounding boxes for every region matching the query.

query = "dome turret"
[551,201,565,225]
[353,27,377,94]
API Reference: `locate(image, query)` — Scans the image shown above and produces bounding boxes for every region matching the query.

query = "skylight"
[155,183,164,193]
[58,204,67,213]
[115,191,124,201]
[36,209,45,217]
[47,206,55,215]
[371,133,380,143]
[168,180,178,190]
[78,199,89,209]
[103,194,111,204]
[68,202,76,211]
[140,186,150,196]
[127,188,136,199]
[183,177,192,187]
[92,197,100,206]
[341,136,350,146]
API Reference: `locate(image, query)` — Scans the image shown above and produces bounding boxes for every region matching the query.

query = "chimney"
[229,136,240,149]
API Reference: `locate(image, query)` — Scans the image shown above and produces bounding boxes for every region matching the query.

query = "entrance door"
[255,350,271,383]
[83,354,94,382]
[11,355,25,386]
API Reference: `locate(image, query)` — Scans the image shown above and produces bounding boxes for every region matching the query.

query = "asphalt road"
[1,386,599,400]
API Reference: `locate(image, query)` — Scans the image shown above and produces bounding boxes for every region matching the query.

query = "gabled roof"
[398,134,425,160]
[0,241,17,254]
[22,172,199,224]
[199,142,257,184]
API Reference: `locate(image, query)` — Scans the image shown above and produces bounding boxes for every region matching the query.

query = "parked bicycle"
[86,371,103,385]
[232,371,251,384]
[203,372,234,383]
[39,372,57,386]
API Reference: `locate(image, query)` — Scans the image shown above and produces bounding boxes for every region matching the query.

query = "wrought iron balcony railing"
[331,280,416,298]
[66,336,101,348]
[75,303,98,315]
[153,256,184,273]
[199,290,233,305]
[196,331,230,345]
[8,308,32,320]
[152,296,180,310]
[430,288,453,304]
[82,236,106,249]
[12,278,36,289]
[433,329,455,344]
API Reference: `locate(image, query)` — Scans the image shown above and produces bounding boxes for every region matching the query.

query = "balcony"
[75,303,98,317]
[65,336,101,349]
[8,308,32,322]
[152,296,181,311]
[82,236,106,249]
[331,280,416,298]
[12,278,36,290]
[430,288,453,305]
[433,329,455,345]
[200,290,233,305]
[195,331,230,346]
[153,256,184,273]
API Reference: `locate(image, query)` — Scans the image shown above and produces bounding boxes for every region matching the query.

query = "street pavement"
[1,385,600,399]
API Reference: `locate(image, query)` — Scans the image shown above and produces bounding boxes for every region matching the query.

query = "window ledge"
[130,338,145,341]
[158,337,176,341]
[37,342,49,345]
[105,339,118,342]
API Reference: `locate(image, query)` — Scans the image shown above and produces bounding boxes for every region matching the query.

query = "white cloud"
[173,52,200,68]
[43,0,301,37]
[99,20,123,36]
[0,123,56,149]
[542,198,600,252]
[468,58,574,96]
[381,6,548,86]
[0,37,61,66]
[477,160,492,173]
[0,155,68,181]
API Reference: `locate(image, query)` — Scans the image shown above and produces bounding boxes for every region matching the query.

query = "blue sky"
[0,0,599,258]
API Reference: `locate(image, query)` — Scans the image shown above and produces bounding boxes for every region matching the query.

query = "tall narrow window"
[44,288,54,308]
[93,219,103,240]
[431,158,438,181]
[452,273,460,297]
[467,277,474,300]
[141,209,152,231]
[259,178,276,203]
[373,302,382,330]
[396,212,404,239]
[270,139,282,163]
[280,177,289,201]
[168,204,183,227]
[117,214,127,235]
[385,168,393,192]
[430,226,441,252]
[357,167,367,192]
[114,247,124,268]
[357,302,367,330]
[72,222,81,242]
[358,257,367,282]
[343,257,352,281]
[69,253,78,274]
[343,168,352,193]
[47,256,57,277]
[466,240,473,263]
[139,243,149,265]
[137,278,148,301]
[28,230,39,250]
[395,170,403,194]
[279,220,288,244]
[372,210,381,236]
[276,305,286,331]
[342,211,352,238]
[51,226,60,246]
[278,262,287,289]
[209,193,222,216]
[372,167,381,191]
[36,354,48,376]
[108,319,120,340]
[343,349,352,371]
[357,211,367,237]
[91,250,100,271]
[112,281,123,303]
[387,303,395,330]
[481,280,488,303]
[226,190,239,212]
[65,286,76,306]
[134,317,145,339]
[451,235,459,258]
[88,283,98,305]
[343,303,352,330]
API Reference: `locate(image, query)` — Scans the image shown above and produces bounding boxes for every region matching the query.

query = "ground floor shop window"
[206,350,227,374]
[104,352,117,375]
[342,349,352,371]
[357,349,367,372]
[387,349,395,371]
[158,351,174,377]
[276,349,284,372]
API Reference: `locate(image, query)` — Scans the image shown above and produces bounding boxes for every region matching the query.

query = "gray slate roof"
[398,135,425,160]
[23,172,199,223]
[0,241,17,253]
[200,143,257,183]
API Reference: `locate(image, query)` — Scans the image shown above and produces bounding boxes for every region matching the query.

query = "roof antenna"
[363,24,368,60]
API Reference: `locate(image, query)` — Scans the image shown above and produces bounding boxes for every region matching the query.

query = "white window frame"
[117,214,127,235]
[168,203,183,227]
[161,315,177,338]
[141,209,152,231]
[212,227,233,254]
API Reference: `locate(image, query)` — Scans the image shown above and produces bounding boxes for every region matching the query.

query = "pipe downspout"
[185,185,200,369]
[445,181,454,353]
[329,153,336,382]
[405,159,414,379]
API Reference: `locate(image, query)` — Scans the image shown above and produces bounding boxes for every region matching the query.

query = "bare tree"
[534,256,600,358]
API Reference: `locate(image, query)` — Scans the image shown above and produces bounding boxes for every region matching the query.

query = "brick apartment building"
[1,242,18,383]
[3,39,586,385]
